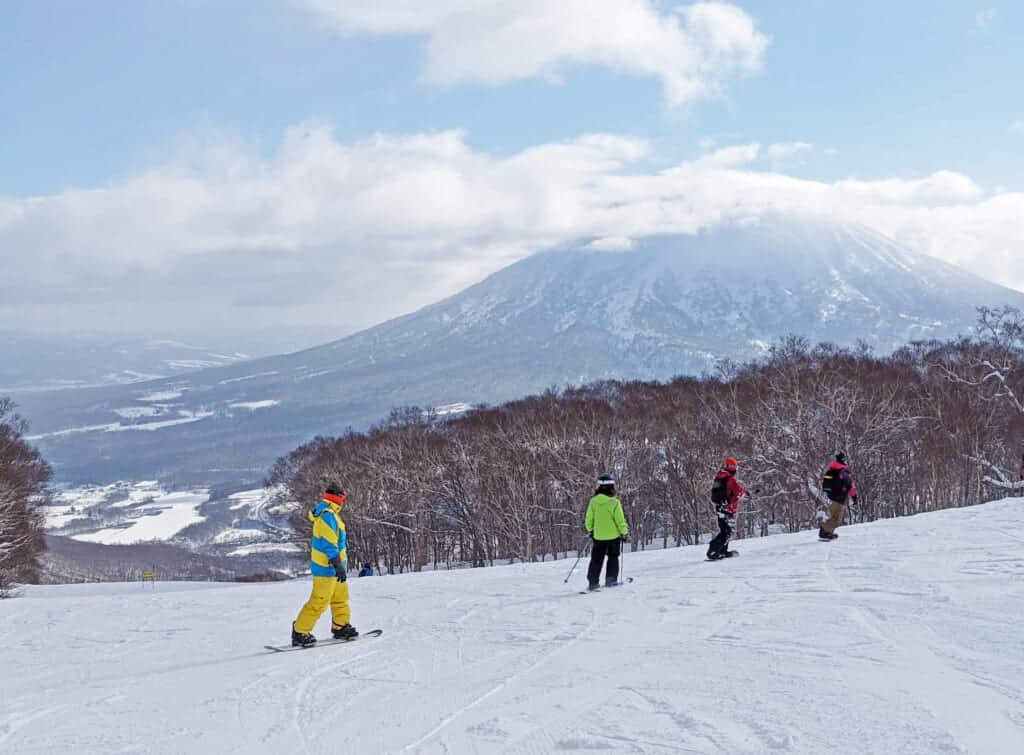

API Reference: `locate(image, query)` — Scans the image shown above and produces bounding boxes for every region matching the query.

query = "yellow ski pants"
[294,576,350,633]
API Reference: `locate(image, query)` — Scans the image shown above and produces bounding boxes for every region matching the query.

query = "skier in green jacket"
[585,474,629,590]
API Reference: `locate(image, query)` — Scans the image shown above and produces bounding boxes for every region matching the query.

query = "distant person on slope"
[358,563,374,577]
[820,453,857,541]
[291,484,359,647]
[707,457,748,560]
[585,475,629,590]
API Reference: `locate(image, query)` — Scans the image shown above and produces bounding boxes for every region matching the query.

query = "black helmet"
[325,483,346,497]
[835,452,847,465]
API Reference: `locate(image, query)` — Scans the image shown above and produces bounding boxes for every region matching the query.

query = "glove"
[621,534,630,543]
[851,495,858,506]
[331,555,347,583]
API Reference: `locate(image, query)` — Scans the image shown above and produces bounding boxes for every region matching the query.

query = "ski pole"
[563,537,590,583]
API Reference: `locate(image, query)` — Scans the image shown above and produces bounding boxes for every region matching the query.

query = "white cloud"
[834,171,983,205]
[975,8,996,28]
[693,142,761,168]
[294,0,769,106]
[3,127,1024,337]
[696,141,813,171]
[766,141,813,169]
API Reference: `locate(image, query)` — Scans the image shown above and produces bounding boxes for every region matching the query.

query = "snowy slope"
[4,500,1024,754]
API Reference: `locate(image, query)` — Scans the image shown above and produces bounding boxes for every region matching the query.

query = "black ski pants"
[587,537,621,587]
[707,514,734,558]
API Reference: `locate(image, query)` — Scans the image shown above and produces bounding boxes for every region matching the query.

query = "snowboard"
[705,551,739,562]
[579,577,633,594]
[265,628,383,653]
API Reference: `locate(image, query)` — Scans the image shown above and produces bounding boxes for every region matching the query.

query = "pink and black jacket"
[823,461,857,504]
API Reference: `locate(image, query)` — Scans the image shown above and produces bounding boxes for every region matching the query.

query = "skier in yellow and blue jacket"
[291,484,359,647]
[585,474,629,591]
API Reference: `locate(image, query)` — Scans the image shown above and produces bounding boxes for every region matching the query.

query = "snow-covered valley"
[3,499,1024,754]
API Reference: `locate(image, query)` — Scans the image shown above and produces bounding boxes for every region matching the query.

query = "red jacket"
[714,469,748,515]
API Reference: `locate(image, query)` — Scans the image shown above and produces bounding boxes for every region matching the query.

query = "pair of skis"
[579,576,634,594]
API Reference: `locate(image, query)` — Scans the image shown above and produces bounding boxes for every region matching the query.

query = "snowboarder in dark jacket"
[584,475,629,590]
[820,453,857,540]
[707,457,748,560]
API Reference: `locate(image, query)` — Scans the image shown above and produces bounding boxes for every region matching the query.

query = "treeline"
[268,307,1024,575]
[0,398,51,596]
[37,535,271,585]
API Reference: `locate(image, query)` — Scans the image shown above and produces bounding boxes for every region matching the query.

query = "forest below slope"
[270,307,1024,575]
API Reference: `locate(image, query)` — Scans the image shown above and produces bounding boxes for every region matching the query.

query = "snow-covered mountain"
[13,216,1024,485]
[5,499,1024,754]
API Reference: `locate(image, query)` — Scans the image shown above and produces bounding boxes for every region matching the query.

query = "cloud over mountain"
[2,124,1023,338]
[293,0,769,106]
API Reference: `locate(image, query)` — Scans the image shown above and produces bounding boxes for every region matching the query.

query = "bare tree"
[266,328,1023,574]
[0,398,51,595]
[929,307,1024,494]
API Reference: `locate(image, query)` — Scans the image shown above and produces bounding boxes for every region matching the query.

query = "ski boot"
[818,528,838,541]
[332,623,359,640]
[291,623,317,648]
[605,579,618,587]
[587,582,601,592]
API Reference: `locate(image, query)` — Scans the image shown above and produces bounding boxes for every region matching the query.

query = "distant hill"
[0,333,251,392]
[13,215,1024,485]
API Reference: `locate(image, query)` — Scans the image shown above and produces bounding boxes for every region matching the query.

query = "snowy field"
[47,483,209,545]
[3,500,1024,754]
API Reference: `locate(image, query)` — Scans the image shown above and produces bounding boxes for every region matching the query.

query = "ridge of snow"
[229,400,280,410]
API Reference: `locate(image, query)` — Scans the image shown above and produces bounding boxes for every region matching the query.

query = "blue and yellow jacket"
[308,498,347,577]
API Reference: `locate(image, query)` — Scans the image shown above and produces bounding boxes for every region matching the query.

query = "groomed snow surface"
[3,499,1024,754]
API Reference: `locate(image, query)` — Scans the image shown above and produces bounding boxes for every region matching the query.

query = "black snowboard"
[705,551,740,562]
[265,628,384,653]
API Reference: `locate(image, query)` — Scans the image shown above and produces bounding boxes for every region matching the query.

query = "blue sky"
[4,0,1021,194]
[1,1,1023,343]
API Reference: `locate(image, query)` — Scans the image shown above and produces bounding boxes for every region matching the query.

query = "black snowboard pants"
[707,513,734,558]
[587,537,622,587]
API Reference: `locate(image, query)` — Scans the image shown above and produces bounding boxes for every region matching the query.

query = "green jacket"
[585,494,628,541]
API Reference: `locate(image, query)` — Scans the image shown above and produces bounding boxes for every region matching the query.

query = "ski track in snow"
[3,500,1024,754]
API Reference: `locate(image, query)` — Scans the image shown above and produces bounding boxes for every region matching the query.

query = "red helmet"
[724,457,738,472]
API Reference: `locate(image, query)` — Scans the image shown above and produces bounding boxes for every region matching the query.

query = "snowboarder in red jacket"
[820,452,857,540]
[707,457,748,560]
